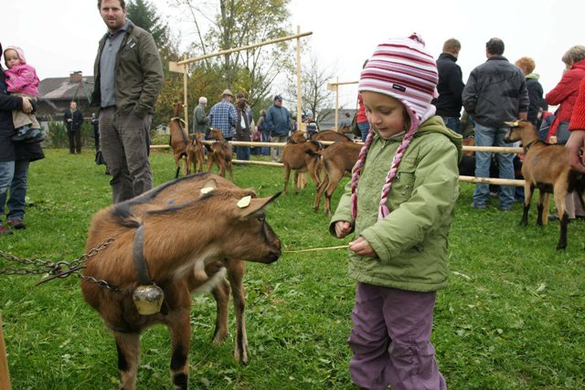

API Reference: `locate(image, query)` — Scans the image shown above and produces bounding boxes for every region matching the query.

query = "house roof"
[39,76,95,102]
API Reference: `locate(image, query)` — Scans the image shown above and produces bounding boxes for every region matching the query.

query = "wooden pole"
[334,77,339,131]
[459,175,525,187]
[0,313,11,390]
[177,31,313,65]
[183,55,189,131]
[296,26,303,128]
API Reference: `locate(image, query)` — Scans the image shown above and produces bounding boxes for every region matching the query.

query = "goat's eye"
[257,215,265,222]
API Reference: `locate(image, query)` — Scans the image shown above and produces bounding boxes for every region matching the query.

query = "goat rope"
[284,245,348,254]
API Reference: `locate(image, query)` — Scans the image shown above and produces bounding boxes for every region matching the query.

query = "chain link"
[0,237,118,289]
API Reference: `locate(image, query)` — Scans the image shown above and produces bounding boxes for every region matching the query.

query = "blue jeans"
[441,117,462,134]
[0,160,29,221]
[358,121,370,142]
[556,121,570,144]
[261,132,271,155]
[236,146,250,161]
[0,161,16,226]
[473,123,515,210]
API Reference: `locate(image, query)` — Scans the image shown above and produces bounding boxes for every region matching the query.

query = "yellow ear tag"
[200,187,214,194]
[237,195,252,208]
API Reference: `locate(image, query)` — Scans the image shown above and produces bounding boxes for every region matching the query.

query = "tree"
[284,52,337,126]
[171,0,294,113]
[127,0,181,128]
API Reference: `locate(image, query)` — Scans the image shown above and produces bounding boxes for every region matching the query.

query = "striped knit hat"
[351,33,438,220]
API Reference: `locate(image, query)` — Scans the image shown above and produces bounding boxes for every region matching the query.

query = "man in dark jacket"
[462,38,529,211]
[433,38,465,134]
[265,95,290,162]
[92,0,164,203]
[63,101,84,154]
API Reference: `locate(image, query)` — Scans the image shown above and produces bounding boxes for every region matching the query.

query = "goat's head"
[193,188,282,263]
[208,128,225,141]
[504,120,535,143]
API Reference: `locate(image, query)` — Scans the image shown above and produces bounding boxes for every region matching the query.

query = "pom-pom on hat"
[351,33,439,220]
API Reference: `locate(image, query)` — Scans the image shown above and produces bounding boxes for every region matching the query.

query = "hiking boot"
[7,219,26,230]
[0,225,13,235]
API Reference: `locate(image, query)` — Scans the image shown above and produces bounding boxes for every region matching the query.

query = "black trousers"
[68,130,82,153]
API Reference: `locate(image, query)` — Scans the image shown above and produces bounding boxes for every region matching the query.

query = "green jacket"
[330,116,462,292]
[91,22,164,118]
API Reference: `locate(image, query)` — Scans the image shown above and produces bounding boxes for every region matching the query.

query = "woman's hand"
[349,236,377,257]
[334,221,352,238]
[566,130,585,173]
[21,97,33,114]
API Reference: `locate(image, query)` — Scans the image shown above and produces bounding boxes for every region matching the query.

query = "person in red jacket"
[545,45,585,143]
[567,77,585,173]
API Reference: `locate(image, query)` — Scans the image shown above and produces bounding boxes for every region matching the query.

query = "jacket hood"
[416,116,463,161]
[4,46,26,64]
[526,73,540,80]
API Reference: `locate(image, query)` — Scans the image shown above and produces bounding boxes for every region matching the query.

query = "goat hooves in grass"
[556,243,567,251]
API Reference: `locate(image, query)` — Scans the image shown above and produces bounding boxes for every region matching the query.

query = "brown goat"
[308,141,362,216]
[169,101,190,178]
[311,130,352,144]
[504,120,585,250]
[206,128,233,179]
[288,131,307,144]
[282,139,322,193]
[81,174,281,389]
[185,133,205,174]
[126,174,254,365]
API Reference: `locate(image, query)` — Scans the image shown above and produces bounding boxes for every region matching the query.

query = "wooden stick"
[0,313,12,390]
[285,245,349,253]
[459,175,525,187]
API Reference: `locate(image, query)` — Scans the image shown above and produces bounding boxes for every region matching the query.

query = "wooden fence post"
[0,313,12,390]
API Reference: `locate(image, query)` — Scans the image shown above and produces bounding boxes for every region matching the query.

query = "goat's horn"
[237,195,252,208]
[504,121,519,127]
[200,187,215,194]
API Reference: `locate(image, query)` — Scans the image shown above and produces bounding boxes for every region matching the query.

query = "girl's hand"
[21,97,33,114]
[349,236,377,257]
[334,221,352,238]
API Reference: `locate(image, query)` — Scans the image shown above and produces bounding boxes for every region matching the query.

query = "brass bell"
[132,284,164,315]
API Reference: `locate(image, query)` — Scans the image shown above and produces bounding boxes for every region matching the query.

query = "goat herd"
[75,117,584,389]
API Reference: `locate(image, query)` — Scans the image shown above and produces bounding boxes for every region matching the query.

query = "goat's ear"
[200,179,218,195]
[504,121,519,128]
[236,192,281,219]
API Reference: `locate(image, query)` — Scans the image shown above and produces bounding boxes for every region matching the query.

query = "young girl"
[3,46,43,143]
[304,110,319,138]
[330,34,462,390]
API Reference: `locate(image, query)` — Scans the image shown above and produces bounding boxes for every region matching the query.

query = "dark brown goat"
[309,141,362,216]
[504,120,585,250]
[169,101,190,178]
[82,174,281,389]
[206,128,233,179]
[282,139,322,193]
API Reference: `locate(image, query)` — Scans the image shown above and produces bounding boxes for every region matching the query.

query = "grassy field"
[1,148,584,390]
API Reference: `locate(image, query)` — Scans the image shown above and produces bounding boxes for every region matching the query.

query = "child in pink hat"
[3,46,44,143]
[330,34,462,390]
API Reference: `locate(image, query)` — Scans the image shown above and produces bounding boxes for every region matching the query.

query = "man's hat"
[222,89,233,97]
[274,95,283,101]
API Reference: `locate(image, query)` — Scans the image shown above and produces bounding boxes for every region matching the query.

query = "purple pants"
[348,283,446,390]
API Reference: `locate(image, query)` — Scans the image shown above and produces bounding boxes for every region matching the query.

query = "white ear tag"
[200,187,214,194]
[237,195,252,208]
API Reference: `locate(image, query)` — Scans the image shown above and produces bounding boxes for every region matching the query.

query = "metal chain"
[0,237,117,289]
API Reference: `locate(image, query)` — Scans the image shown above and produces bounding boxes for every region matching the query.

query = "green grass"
[1,149,584,389]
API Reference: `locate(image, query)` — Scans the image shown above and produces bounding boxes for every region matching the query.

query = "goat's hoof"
[519,221,528,227]
[556,244,567,251]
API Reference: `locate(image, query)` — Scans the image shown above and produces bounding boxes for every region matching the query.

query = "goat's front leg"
[114,332,140,390]
[228,259,248,365]
[168,308,191,390]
